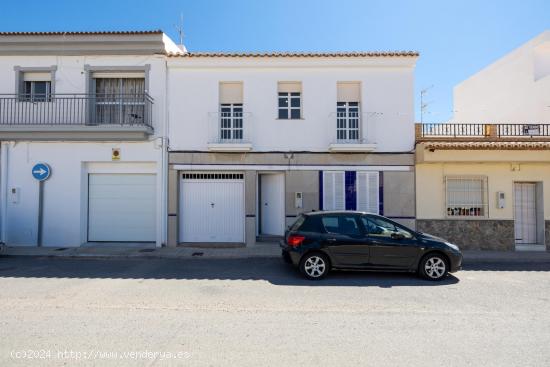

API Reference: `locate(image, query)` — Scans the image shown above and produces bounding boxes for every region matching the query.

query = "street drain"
[54,248,69,251]
[139,249,156,253]
[192,252,204,257]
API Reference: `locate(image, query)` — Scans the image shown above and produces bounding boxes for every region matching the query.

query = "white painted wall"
[2,141,159,247]
[167,57,416,152]
[0,53,170,247]
[451,31,550,123]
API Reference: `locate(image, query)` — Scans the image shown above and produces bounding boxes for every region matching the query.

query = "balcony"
[206,111,252,152]
[416,123,550,142]
[328,111,376,152]
[0,93,154,141]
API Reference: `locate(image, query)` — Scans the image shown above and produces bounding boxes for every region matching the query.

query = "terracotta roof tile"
[421,141,550,150]
[0,30,163,36]
[168,51,419,58]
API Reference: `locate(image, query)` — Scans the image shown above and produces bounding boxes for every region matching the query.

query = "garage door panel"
[88,174,156,242]
[180,176,244,243]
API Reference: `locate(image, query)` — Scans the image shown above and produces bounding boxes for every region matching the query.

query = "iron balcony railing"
[417,123,550,140]
[0,93,153,127]
[330,111,378,144]
[208,111,252,143]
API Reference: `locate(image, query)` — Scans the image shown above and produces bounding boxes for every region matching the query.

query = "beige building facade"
[416,124,550,251]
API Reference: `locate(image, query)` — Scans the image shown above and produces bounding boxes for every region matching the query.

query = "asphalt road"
[0,256,549,367]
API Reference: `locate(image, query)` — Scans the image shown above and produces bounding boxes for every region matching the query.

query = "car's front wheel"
[299,252,329,280]
[419,253,448,281]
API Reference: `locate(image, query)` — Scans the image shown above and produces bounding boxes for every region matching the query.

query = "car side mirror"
[391,232,405,240]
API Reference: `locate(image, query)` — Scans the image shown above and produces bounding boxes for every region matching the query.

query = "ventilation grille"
[182,173,244,180]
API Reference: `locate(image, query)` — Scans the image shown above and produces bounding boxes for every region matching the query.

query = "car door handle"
[326,238,337,242]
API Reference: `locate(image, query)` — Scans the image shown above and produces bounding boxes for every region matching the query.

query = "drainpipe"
[161,59,170,247]
[0,142,9,244]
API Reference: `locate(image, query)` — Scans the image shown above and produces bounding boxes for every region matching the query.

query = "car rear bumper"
[280,241,301,266]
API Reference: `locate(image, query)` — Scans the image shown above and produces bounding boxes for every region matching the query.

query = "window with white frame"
[445,176,488,217]
[336,82,361,141]
[278,82,301,119]
[219,82,244,141]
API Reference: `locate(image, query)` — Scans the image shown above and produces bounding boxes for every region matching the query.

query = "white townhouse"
[166,51,419,246]
[451,30,550,124]
[0,31,181,247]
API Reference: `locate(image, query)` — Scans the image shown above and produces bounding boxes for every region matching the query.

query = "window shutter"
[219,82,243,104]
[92,72,145,78]
[337,82,361,102]
[23,72,51,82]
[357,172,379,214]
[278,82,301,93]
[323,171,345,210]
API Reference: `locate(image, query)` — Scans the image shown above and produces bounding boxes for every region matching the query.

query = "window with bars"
[220,103,243,141]
[336,102,360,141]
[445,176,488,217]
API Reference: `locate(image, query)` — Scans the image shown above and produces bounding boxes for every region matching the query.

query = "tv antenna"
[175,13,185,46]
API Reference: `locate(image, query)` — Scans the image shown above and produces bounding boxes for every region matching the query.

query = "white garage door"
[180,173,244,243]
[88,174,156,242]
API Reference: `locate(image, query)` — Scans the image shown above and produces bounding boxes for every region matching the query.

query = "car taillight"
[287,235,305,247]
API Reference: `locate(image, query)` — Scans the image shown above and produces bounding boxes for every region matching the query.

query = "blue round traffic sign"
[32,163,51,181]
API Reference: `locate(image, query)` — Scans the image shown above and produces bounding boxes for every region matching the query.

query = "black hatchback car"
[281,211,462,280]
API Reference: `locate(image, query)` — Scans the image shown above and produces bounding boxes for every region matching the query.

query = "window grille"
[445,176,488,217]
[182,173,244,180]
[336,102,360,141]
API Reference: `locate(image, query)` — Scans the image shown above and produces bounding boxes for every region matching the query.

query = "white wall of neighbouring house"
[451,31,550,124]
[0,53,171,247]
[0,54,168,136]
[2,141,159,247]
[167,56,416,152]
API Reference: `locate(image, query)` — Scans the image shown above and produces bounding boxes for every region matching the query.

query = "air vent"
[182,173,244,180]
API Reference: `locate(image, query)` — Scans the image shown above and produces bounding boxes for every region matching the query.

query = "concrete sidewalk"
[2,243,550,263]
[1,243,282,259]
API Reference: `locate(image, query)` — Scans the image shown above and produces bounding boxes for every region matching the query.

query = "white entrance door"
[260,173,285,236]
[180,173,244,243]
[514,183,537,245]
[88,174,156,242]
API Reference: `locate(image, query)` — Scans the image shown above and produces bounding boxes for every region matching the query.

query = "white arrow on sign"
[33,168,47,176]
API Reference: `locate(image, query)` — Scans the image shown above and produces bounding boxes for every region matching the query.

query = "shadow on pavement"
[0,256,463,287]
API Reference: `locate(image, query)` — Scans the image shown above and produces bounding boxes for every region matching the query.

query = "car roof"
[304,210,377,216]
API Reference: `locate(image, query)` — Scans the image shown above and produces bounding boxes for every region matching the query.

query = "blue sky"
[1,0,549,122]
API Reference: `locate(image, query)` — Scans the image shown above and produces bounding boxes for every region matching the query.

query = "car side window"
[321,215,361,236]
[361,216,413,239]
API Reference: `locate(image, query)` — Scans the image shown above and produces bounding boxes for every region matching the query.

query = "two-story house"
[0,31,181,247]
[166,51,419,246]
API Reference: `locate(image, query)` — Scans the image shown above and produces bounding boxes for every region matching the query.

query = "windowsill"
[207,142,253,152]
[328,142,377,152]
[275,118,305,121]
[444,216,489,220]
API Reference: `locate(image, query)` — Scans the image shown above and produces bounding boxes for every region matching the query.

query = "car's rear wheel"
[419,253,448,281]
[300,252,329,280]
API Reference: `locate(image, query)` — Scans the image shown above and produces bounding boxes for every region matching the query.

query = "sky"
[1,0,549,123]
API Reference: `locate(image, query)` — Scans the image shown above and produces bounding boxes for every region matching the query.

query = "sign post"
[32,163,51,247]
